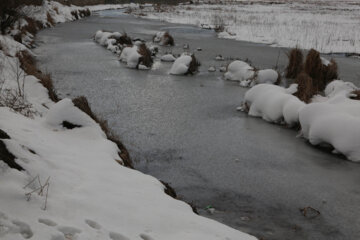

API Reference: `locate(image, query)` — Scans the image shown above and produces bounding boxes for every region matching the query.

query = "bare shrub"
[72,96,133,169]
[137,43,153,68]
[187,54,201,75]
[17,51,59,102]
[294,72,316,103]
[285,48,303,79]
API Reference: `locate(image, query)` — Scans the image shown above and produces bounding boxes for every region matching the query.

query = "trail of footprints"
[0,211,155,240]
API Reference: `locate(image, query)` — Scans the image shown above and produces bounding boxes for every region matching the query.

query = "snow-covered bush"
[119,43,153,69]
[94,30,132,54]
[244,84,305,126]
[153,31,174,46]
[324,80,358,98]
[255,69,280,85]
[169,53,200,75]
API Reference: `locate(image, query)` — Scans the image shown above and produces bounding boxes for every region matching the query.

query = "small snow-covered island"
[1,0,360,240]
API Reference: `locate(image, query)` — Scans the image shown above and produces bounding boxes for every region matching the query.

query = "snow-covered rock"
[244,84,305,126]
[119,46,141,68]
[224,60,255,86]
[161,54,176,62]
[208,66,216,72]
[255,69,279,85]
[169,54,194,75]
[153,31,174,46]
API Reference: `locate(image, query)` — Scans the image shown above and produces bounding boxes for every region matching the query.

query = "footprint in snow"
[109,231,130,240]
[140,233,156,240]
[38,218,58,227]
[11,220,34,239]
[84,219,101,230]
[57,226,82,240]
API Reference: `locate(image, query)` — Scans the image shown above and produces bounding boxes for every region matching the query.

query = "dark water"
[35,10,360,240]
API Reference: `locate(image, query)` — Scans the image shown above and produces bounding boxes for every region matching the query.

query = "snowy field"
[128,0,360,54]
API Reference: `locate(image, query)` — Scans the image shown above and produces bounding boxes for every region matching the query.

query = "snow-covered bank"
[243,80,360,162]
[0,2,256,240]
[128,0,360,54]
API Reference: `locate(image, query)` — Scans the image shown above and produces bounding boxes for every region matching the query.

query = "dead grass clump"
[285,48,303,79]
[78,9,91,18]
[72,96,134,169]
[13,33,22,43]
[137,43,153,68]
[16,51,59,102]
[304,49,338,92]
[111,32,132,46]
[22,17,42,36]
[46,12,55,26]
[71,10,79,20]
[187,54,201,75]
[275,70,282,85]
[350,90,360,100]
[54,7,59,14]
[294,72,316,103]
[162,32,174,46]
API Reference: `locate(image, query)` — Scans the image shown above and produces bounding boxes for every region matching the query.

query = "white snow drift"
[243,79,360,162]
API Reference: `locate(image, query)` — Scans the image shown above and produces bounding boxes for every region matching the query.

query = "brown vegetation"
[72,96,134,169]
[110,32,132,46]
[137,43,153,68]
[285,48,303,79]
[46,12,56,26]
[162,32,174,46]
[304,49,338,92]
[294,72,316,103]
[350,90,360,100]
[16,51,59,102]
[186,54,201,75]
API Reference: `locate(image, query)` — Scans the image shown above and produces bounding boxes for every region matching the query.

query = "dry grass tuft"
[72,96,134,169]
[275,70,282,85]
[46,12,55,26]
[162,31,174,46]
[17,51,59,102]
[350,90,360,100]
[71,10,79,20]
[294,72,316,103]
[137,43,153,68]
[285,48,303,79]
[187,54,201,75]
[111,32,132,46]
[304,49,338,92]
[22,17,42,35]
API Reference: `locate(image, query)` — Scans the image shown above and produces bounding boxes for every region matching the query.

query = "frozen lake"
[35,10,360,240]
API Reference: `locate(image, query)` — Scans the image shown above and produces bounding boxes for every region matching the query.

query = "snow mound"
[299,95,360,161]
[161,54,176,62]
[44,98,98,129]
[119,46,142,69]
[169,54,192,75]
[244,84,305,126]
[153,31,174,46]
[255,69,279,85]
[94,30,122,54]
[324,80,358,98]
[224,60,255,86]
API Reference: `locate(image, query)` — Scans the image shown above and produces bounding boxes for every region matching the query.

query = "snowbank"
[169,54,193,75]
[244,84,305,126]
[243,79,360,161]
